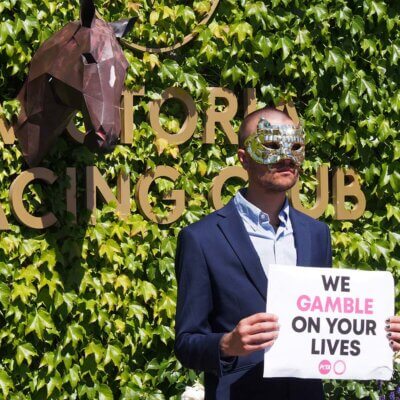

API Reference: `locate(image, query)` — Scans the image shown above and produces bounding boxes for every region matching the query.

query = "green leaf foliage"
[0,0,399,398]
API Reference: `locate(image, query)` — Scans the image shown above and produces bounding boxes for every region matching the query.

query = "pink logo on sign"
[319,360,331,375]
[334,360,346,375]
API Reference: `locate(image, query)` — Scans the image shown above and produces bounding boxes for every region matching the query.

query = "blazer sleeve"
[174,227,225,376]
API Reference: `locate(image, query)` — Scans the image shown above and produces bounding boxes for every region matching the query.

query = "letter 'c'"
[10,168,58,229]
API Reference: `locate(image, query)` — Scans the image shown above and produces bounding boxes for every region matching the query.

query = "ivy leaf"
[340,128,357,152]
[306,99,325,122]
[16,343,38,366]
[393,141,400,161]
[390,43,400,65]
[159,59,179,82]
[368,1,387,22]
[115,274,131,293]
[0,25,9,45]
[11,282,37,303]
[357,77,376,98]
[98,383,114,400]
[99,239,121,263]
[0,282,10,308]
[256,35,272,57]
[68,365,80,389]
[230,22,253,43]
[339,90,359,112]
[143,53,160,70]
[326,47,344,73]
[46,371,62,397]
[160,237,174,257]
[295,29,311,49]
[65,323,86,347]
[370,241,391,261]
[136,280,157,303]
[25,308,56,339]
[312,4,328,21]
[379,163,390,188]
[389,170,400,192]
[350,16,365,36]
[21,16,39,39]
[104,344,122,367]
[149,11,159,25]
[274,37,293,60]
[197,160,207,176]
[85,342,104,364]
[154,138,169,155]
[0,371,13,397]
[222,64,245,84]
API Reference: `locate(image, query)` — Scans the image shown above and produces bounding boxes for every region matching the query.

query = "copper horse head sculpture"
[14,0,134,167]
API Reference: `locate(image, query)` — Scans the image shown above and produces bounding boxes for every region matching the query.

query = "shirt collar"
[234,189,290,229]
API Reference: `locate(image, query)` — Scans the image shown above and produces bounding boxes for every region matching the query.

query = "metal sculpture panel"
[14,0,134,166]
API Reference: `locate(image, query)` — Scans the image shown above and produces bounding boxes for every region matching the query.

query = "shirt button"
[260,213,268,222]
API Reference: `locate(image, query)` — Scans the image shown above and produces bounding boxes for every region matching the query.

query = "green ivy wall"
[0,0,399,398]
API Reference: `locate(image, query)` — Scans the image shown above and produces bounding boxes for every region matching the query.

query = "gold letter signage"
[135,166,184,224]
[0,89,366,229]
[148,88,198,145]
[333,168,366,220]
[10,168,58,229]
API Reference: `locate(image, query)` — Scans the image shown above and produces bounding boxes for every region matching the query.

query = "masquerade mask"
[244,118,305,166]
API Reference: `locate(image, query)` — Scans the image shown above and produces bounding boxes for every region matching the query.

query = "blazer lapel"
[217,200,267,300]
[290,207,312,267]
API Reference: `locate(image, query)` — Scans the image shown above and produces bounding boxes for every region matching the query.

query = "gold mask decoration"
[244,117,305,166]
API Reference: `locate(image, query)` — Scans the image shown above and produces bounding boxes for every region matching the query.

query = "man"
[174,107,400,399]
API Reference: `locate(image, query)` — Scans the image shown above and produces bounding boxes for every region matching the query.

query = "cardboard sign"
[263,265,394,380]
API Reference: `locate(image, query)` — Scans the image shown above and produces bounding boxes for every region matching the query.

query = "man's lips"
[276,167,296,173]
[270,160,298,173]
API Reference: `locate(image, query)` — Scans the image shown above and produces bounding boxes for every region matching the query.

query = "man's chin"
[264,175,299,193]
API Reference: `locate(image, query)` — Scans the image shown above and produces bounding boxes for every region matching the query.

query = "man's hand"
[220,313,279,357]
[386,316,400,351]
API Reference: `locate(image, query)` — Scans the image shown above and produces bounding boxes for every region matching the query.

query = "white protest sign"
[264,265,394,380]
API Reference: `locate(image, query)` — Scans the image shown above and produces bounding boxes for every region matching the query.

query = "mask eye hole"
[291,143,302,151]
[263,141,280,150]
[82,53,97,64]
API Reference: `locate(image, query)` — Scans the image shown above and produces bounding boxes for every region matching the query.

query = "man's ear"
[238,149,250,171]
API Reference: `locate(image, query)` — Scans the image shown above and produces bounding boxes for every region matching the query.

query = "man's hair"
[238,107,292,149]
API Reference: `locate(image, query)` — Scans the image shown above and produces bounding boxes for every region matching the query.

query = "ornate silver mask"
[244,117,305,166]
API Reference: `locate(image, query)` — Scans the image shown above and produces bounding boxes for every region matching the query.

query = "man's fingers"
[385,318,400,352]
[389,340,400,351]
[387,316,400,324]
[241,313,278,326]
[242,339,276,353]
[386,331,400,342]
[386,322,400,333]
[247,321,280,335]
[244,331,279,346]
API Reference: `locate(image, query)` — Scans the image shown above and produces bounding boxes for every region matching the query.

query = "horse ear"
[110,18,135,38]
[80,0,96,28]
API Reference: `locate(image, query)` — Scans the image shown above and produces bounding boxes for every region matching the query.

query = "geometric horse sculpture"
[14,0,134,167]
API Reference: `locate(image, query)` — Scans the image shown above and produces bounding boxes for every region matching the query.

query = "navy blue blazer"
[175,199,332,400]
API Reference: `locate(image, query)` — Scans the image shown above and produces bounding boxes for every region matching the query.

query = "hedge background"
[0,0,399,398]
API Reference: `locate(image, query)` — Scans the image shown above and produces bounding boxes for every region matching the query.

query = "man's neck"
[244,186,287,226]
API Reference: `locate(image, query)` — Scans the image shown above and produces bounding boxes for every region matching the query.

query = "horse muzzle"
[84,127,118,153]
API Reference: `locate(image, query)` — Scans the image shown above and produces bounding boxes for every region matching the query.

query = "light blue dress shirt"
[234,190,297,277]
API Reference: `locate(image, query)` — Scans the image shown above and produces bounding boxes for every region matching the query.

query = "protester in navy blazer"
[175,108,332,399]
